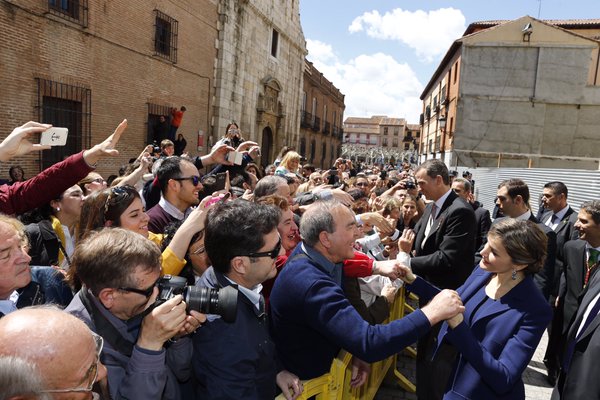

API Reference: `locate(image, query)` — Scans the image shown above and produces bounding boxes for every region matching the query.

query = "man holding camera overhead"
[193,199,303,400]
[66,228,205,400]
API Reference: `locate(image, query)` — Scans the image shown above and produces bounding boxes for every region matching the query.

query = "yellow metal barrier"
[276,286,417,400]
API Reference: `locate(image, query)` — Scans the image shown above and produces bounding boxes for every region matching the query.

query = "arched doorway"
[261,126,273,167]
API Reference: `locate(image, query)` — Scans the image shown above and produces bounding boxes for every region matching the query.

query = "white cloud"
[306,39,423,122]
[349,8,466,63]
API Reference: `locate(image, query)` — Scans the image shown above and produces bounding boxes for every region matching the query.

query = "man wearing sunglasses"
[0,306,108,400]
[147,156,203,234]
[65,228,205,400]
[193,200,303,400]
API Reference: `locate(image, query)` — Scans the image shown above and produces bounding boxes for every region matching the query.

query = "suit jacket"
[558,240,600,334]
[409,267,552,399]
[412,190,476,291]
[541,208,578,298]
[526,214,558,301]
[472,201,491,251]
[553,270,600,399]
[193,268,278,400]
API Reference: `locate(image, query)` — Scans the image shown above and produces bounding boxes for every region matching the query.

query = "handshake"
[374,256,466,329]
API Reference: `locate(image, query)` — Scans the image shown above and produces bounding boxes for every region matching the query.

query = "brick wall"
[0,0,218,180]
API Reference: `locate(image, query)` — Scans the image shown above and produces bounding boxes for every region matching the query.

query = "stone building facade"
[419,16,600,169]
[0,0,218,178]
[212,0,306,167]
[299,60,345,169]
[343,116,418,165]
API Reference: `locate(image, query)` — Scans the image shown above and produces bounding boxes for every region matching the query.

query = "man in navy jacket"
[269,200,465,381]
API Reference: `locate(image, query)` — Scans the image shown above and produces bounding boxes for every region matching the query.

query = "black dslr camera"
[156,275,238,323]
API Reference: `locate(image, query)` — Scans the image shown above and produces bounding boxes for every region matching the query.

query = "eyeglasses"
[41,332,103,394]
[239,238,282,260]
[172,176,201,186]
[118,275,162,298]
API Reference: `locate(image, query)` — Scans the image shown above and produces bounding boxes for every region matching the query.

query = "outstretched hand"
[83,119,127,165]
[0,121,53,162]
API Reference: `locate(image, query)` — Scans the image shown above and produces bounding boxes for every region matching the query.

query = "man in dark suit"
[494,178,557,300]
[553,202,600,398]
[452,177,491,251]
[540,181,579,384]
[410,159,476,400]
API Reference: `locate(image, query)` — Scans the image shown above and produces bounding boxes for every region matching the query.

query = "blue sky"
[299,0,600,122]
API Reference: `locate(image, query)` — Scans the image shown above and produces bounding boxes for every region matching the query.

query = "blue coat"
[409,266,552,399]
[270,244,432,380]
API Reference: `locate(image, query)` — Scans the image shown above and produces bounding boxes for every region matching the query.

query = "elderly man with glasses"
[65,228,204,400]
[0,305,108,400]
[193,199,303,400]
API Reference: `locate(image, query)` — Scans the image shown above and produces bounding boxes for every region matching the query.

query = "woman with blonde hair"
[275,151,300,176]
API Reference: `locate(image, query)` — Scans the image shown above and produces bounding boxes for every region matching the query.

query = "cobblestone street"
[375,331,554,400]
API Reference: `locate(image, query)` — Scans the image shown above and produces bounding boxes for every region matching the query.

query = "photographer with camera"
[65,228,205,400]
[193,199,303,400]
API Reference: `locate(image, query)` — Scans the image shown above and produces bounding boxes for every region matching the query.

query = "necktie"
[258,295,266,318]
[584,249,600,288]
[562,295,600,372]
[423,203,437,246]
[546,214,558,229]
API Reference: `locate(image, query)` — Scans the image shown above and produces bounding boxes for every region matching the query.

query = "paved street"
[375,331,554,400]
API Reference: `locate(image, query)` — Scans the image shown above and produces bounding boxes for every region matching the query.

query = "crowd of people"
[0,119,599,400]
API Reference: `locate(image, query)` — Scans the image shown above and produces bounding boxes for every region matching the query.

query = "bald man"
[0,306,107,399]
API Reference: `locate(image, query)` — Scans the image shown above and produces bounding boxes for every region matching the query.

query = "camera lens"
[184,285,238,323]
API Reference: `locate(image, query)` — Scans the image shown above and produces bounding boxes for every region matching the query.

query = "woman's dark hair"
[488,219,547,275]
[245,162,263,179]
[77,185,140,241]
[9,165,25,182]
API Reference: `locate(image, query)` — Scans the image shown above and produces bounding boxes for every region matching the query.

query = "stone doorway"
[261,126,273,167]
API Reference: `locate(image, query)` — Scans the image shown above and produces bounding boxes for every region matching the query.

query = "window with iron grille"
[35,78,91,170]
[147,103,172,144]
[154,10,178,63]
[48,0,88,26]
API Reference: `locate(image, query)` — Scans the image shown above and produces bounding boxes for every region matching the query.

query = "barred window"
[147,103,172,144]
[154,10,178,63]
[35,78,91,170]
[48,0,88,26]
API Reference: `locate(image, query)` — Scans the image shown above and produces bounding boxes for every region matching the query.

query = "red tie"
[584,249,600,288]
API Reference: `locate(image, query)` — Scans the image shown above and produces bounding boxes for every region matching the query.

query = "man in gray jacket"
[66,228,204,400]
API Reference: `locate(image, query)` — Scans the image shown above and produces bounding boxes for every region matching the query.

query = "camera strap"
[79,289,135,357]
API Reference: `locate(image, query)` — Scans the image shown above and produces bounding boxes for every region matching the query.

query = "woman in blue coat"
[400,218,552,399]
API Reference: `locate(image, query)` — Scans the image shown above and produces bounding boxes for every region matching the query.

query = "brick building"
[299,59,345,169]
[0,0,218,178]
[419,16,600,169]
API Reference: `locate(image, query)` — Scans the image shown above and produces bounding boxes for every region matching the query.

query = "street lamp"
[438,115,447,132]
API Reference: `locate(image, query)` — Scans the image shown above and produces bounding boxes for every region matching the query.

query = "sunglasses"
[356,182,369,187]
[41,332,103,394]
[172,176,201,186]
[240,238,282,259]
[104,186,132,216]
[118,275,162,298]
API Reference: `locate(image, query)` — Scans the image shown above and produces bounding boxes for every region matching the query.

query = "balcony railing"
[311,116,321,132]
[323,121,331,135]
[300,110,312,129]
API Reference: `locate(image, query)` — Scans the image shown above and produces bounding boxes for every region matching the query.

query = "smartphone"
[40,127,68,146]
[226,150,244,165]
